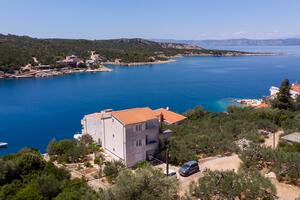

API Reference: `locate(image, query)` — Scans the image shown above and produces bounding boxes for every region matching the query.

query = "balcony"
[146,140,158,145]
[146,123,157,130]
[145,140,158,151]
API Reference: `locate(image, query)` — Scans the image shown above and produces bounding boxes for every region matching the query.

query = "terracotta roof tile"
[153,108,186,124]
[255,102,270,109]
[291,84,300,93]
[112,107,157,125]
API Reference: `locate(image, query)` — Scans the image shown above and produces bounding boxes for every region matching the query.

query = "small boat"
[73,134,83,140]
[0,142,8,148]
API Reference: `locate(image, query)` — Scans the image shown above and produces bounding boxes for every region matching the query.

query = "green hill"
[0,34,246,73]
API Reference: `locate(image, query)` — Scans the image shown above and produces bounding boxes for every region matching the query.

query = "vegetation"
[101,166,179,200]
[188,169,276,200]
[164,106,300,165]
[272,79,295,110]
[0,148,99,200]
[0,34,247,73]
[47,135,96,163]
[103,160,125,183]
[240,145,300,185]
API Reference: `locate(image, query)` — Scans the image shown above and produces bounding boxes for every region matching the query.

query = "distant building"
[65,55,81,63]
[57,55,83,67]
[85,51,105,67]
[81,107,186,167]
[254,102,270,109]
[269,84,300,99]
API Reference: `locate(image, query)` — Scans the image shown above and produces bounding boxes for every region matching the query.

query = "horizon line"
[1,33,300,41]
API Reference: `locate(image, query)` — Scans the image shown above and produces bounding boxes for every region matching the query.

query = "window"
[135,124,142,132]
[146,122,156,129]
[135,139,142,147]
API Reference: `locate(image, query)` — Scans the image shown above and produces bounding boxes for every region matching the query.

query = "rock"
[265,171,277,179]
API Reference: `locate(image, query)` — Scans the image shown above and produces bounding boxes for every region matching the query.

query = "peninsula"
[0,34,267,79]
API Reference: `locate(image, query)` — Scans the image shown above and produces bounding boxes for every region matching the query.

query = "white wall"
[103,116,126,162]
[81,115,102,145]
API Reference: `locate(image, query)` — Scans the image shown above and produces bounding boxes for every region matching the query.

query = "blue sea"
[0,46,300,155]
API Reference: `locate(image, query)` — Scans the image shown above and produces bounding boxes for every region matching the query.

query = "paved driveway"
[155,154,242,195]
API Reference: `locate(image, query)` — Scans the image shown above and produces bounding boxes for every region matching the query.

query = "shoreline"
[0,66,112,80]
[105,52,279,66]
[105,59,176,66]
[0,52,279,80]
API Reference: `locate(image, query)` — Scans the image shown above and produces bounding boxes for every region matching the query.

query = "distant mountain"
[153,38,300,47]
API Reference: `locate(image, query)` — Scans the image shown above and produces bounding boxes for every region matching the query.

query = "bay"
[0,46,299,155]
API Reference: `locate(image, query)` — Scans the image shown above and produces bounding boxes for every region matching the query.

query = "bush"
[0,149,96,200]
[240,145,300,184]
[106,167,179,200]
[189,169,275,200]
[47,139,90,163]
[84,161,92,168]
[103,161,125,183]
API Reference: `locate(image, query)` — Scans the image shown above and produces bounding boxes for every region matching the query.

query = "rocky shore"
[0,66,112,79]
[105,59,176,66]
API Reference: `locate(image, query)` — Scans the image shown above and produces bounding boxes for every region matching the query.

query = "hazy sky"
[1,0,300,40]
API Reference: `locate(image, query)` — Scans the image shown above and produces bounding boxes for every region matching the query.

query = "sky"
[1,0,300,40]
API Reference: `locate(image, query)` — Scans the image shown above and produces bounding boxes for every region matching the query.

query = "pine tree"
[295,95,300,111]
[272,79,294,110]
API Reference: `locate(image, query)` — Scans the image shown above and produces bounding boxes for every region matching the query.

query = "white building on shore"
[81,107,186,167]
[269,84,300,99]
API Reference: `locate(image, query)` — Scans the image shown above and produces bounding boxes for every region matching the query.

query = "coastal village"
[236,82,300,109]
[0,51,112,79]
[1,1,300,199]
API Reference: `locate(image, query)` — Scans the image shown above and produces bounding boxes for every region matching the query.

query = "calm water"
[0,46,300,155]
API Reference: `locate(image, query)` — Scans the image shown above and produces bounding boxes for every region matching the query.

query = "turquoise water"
[0,46,300,155]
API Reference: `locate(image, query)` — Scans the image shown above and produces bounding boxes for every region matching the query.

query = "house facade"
[81,107,186,167]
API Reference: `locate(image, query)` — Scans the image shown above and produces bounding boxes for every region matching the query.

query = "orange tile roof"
[255,102,270,109]
[291,84,300,93]
[153,108,186,124]
[112,107,157,125]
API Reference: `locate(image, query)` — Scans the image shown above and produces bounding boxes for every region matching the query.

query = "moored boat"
[0,142,8,148]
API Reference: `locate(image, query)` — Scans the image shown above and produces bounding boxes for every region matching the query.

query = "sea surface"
[0,46,300,155]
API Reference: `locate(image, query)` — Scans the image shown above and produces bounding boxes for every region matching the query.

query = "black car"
[179,160,199,177]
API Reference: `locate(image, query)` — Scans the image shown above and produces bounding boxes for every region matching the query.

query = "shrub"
[240,145,300,184]
[103,160,125,183]
[107,167,179,200]
[84,161,92,168]
[189,169,275,200]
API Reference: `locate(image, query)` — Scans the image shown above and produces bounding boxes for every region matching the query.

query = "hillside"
[0,34,202,68]
[0,34,248,72]
[154,38,300,47]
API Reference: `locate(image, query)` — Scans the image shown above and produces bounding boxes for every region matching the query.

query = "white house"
[269,84,300,99]
[81,107,186,167]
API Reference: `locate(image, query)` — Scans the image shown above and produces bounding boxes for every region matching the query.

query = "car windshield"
[181,164,190,169]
